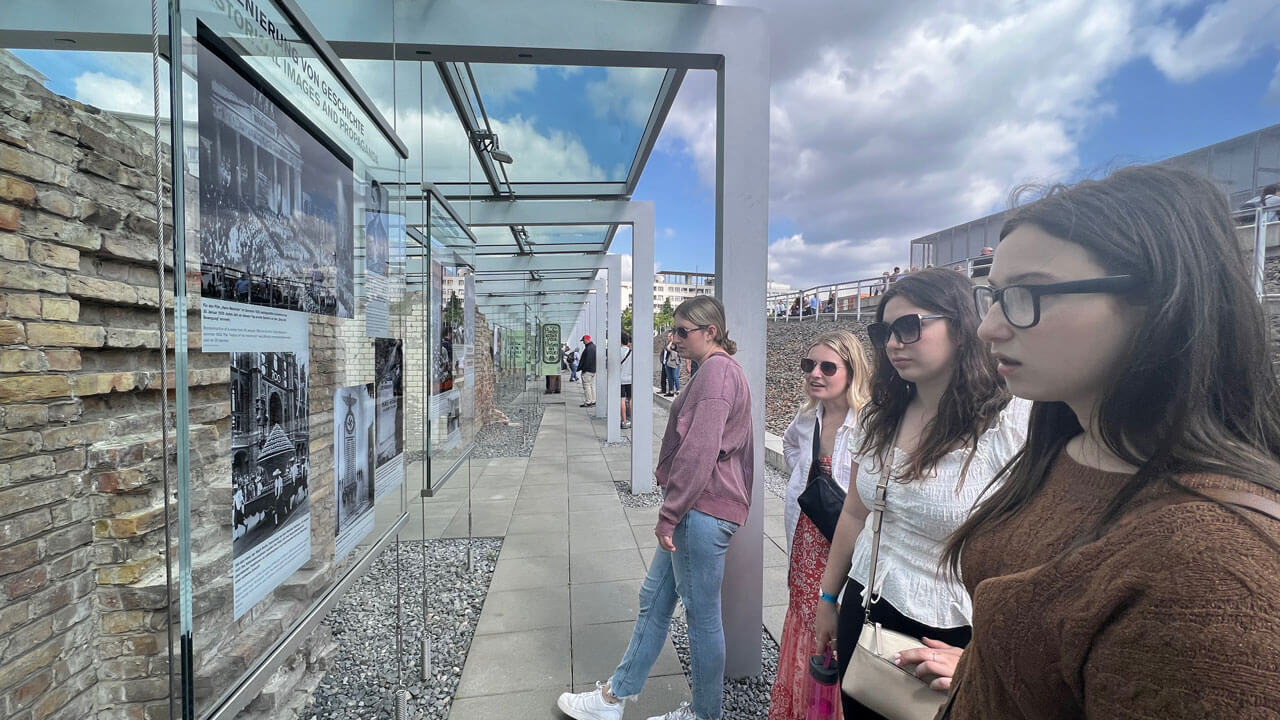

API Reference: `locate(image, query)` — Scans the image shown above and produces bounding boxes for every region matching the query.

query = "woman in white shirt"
[814,268,1030,719]
[769,330,871,720]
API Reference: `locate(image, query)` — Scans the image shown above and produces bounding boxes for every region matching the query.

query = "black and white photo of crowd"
[365,178,389,279]
[196,38,354,318]
[374,338,404,466]
[230,350,311,558]
[334,384,375,536]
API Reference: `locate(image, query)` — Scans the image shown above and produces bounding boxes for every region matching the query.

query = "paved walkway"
[401,376,794,719]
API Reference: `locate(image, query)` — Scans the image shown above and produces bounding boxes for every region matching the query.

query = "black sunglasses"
[674,324,709,339]
[800,358,843,376]
[973,275,1138,329]
[867,314,947,347]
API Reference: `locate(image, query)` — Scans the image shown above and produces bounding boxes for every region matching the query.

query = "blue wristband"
[819,590,838,604]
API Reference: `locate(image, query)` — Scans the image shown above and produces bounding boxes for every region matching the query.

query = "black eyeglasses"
[800,358,842,376]
[973,275,1138,329]
[867,314,947,347]
[674,324,709,339]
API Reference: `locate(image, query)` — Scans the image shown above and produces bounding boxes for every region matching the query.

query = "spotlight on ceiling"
[490,148,514,164]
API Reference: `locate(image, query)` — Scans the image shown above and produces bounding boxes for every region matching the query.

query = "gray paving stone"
[568,508,629,530]
[454,627,571,697]
[522,473,570,487]
[507,511,569,535]
[570,620,684,686]
[499,531,569,559]
[513,495,568,515]
[441,511,511,538]
[569,494,626,513]
[569,548,647,584]
[568,524,636,552]
[570,579,642,626]
[475,586,571,635]
[517,484,569,500]
[490,553,570,592]
[564,481,618,497]
[448,689,567,720]
[763,603,788,644]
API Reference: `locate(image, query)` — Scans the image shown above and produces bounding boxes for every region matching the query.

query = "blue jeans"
[570,361,578,381]
[609,509,738,720]
[664,366,680,392]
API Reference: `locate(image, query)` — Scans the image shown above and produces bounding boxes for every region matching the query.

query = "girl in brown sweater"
[902,166,1280,718]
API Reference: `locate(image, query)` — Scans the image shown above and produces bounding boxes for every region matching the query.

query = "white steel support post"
[630,208,655,494]
[605,254,622,442]
[594,276,606,420]
[716,15,770,678]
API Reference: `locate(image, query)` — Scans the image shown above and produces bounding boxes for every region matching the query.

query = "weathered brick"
[0,262,66,293]
[104,328,160,349]
[4,293,40,319]
[0,350,45,372]
[0,455,55,485]
[45,546,89,580]
[21,214,101,251]
[78,199,123,230]
[50,448,84,475]
[66,275,136,305]
[101,232,161,264]
[0,375,72,403]
[0,477,69,517]
[0,640,58,692]
[0,175,36,206]
[72,372,136,396]
[28,110,78,140]
[35,189,75,218]
[78,126,143,169]
[28,241,78,270]
[39,426,83,452]
[0,320,25,344]
[0,539,41,576]
[0,145,58,183]
[0,430,41,459]
[45,400,80,423]
[10,667,51,709]
[78,152,122,182]
[3,405,47,429]
[0,600,27,634]
[42,349,80,371]
[0,510,51,547]
[3,565,47,598]
[44,524,91,557]
[0,232,26,260]
[95,504,165,540]
[39,298,77,322]
[0,204,18,232]
[24,324,104,348]
[95,555,161,585]
[87,440,144,469]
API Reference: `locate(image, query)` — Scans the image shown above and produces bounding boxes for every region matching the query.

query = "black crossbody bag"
[797,416,846,542]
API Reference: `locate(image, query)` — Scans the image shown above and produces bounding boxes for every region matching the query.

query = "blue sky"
[13,0,1280,292]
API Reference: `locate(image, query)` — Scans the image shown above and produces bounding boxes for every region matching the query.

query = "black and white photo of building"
[374,339,404,466]
[230,350,310,559]
[196,38,354,318]
[334,384,375,536]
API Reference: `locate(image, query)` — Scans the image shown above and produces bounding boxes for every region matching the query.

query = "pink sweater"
[654,352,754,536]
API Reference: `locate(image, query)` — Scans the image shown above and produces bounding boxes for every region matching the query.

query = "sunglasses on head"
[800,358,843,376]
[674,324,709,339]
[867,313,947,347]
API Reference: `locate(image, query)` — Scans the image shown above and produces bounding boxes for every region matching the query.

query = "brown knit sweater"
[947,450,1280,719]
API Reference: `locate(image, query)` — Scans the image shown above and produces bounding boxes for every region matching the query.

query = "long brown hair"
[856,268,1011,484]
[943,165,1280,579]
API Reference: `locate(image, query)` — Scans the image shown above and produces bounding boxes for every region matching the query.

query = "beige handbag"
[840,472,948,720]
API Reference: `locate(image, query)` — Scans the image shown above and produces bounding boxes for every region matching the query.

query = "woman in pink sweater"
[558,296,754,720]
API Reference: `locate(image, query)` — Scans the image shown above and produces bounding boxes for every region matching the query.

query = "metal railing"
[1232,205,1280,297]
[766,257,989,322]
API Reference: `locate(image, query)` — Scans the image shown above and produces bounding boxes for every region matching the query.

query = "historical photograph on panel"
[373,338,405,502]
[364,177,391,337]
[230,349,312,618]
[334,383,376,560]
[196,36,354,319]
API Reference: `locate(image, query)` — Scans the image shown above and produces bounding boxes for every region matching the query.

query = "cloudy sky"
[14,0,1280,292]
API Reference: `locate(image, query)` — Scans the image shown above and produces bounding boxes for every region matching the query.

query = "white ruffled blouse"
[846,397,1032,629]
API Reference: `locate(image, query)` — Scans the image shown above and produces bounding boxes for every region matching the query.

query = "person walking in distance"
[662,336,682,396]
[578,334,598,408]
[660,331,673,395]
[620,331,634,429]
[558,296,754,720]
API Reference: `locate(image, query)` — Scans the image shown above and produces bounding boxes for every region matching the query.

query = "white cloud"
[73,72,157,116]
[652,0,1280,291]
[587,67,665,128]
[663,227,676,239]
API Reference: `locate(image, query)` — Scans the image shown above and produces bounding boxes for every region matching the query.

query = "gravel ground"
[766,319,873,437]
[669,614,780,720]
[762,462,788,501]
[304,538,502,720]
[472,401,544,459]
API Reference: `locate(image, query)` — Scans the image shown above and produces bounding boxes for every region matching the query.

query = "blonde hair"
[674,296,737,355]
[800,330,871,414]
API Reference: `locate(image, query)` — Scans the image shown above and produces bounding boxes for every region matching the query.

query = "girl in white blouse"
[814,268,1030,719]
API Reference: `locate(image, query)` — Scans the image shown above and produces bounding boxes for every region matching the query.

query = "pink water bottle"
[806,651,841,720]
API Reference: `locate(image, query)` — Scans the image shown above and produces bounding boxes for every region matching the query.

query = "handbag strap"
[809,415,823,482]
[862,466,891,613]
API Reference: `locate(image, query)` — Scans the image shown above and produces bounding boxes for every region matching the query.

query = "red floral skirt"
[768,513,842,720]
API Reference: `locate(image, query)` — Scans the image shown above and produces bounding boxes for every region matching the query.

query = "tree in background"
[622,303,633,335]
[656,297,675,331]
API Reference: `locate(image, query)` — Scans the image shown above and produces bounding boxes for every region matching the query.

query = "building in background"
[621,271,794,313]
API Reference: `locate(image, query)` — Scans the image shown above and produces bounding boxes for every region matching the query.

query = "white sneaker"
[557,681,625,720]
[647,702,696,720]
